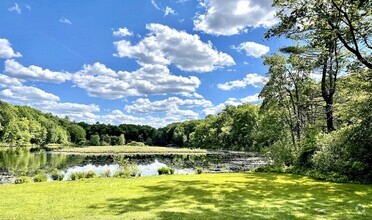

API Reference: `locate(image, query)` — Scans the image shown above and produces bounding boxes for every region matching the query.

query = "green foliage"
[85,170,96,178]
[196,167,203,174]
[101,170,111,178]
[312,123,372,183]
[50,169,64,181]
[100,134,111,146]
[70,172,86,181]
[162,104,260,151]
[67,125,86,146]
[113,156,141,177]
[14,176,32,184]
[118,134,125,145]
[89,134,100,146]
[33,173,47,182]
[262,139,294,167]
[126,141,145,147]
[157,166,174,175]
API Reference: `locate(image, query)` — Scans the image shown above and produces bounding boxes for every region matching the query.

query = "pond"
[0,148,267,184]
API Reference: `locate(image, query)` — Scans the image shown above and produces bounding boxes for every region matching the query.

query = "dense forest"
[1,0,371,183]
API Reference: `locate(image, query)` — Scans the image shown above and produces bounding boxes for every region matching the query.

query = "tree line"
[0,100,157,147]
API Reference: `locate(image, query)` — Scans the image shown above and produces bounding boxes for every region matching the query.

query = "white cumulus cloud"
[4,59,72,83]
[194,0,277,36]
[0,74,23,88]
[0,85,60,104]
[112,27,133,38]
[0,38,22,59]
[114,23,235,72]
[203,93,261,115]
[233,41,270,58]
[72,62,200,99]
[125,97,212,114]
[217,73,268,90]
[241,93,262,103]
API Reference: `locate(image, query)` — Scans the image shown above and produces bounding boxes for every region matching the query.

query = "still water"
[0,148,266,183]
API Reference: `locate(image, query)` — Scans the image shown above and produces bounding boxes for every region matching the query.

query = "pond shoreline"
[1,147,267,184]
[52,151,208,156]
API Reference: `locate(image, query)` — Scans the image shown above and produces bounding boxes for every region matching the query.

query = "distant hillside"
[0,100,159,147]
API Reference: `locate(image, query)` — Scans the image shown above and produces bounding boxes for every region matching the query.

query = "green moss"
[0,173,371,219]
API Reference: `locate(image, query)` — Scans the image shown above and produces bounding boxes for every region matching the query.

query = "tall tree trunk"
[325,97,335,132]
[321,41,338,133]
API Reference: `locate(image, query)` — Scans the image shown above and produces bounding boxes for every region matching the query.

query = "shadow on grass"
[88,173,372,219]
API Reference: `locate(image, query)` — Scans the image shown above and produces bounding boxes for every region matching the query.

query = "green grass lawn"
[56,145,206,155]
[0,173,371,219]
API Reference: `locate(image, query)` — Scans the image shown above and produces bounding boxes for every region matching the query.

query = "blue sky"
[0,0,289,127]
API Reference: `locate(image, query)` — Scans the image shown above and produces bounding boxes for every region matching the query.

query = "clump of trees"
[256,0,372,183]
[156,104,260,151]
[0,101,155,147]
[0,101,71,146]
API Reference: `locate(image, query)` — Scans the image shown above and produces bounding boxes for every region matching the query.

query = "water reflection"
[0,148,266,183]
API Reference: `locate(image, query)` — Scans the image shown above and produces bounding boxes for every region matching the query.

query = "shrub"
[158,166,173,175]
[101,170,111,177]
[126,141,146,147]
[15,176,32,184]
[311,125,372,183]
[85,170,96,178]
[33,173,47,182]
[113,171,122,178]
[196,167,203,174]
[70,172,85,181]
[262,139,294,167]
[113,156,141,178]
[50,169,64,181]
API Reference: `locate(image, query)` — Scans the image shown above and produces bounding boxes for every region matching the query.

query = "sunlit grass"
[56,145,206,155]
[0,173,371,219]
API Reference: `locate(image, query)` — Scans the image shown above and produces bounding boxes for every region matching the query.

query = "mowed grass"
[0,173,371,220]
[56,145,206,155]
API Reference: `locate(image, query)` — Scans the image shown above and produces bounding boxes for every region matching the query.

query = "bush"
[312,125,372,183]
[113,171,122,178]
[262,139,294,167]
[196,167,203,174]
[50,169,64,181]
[101,170,111,177]
[158,166,174,175]
[33,173,47,182]
[85,170,96,178]
[126,141,146,147]
[113,156,141,178]
[70,172,85,181]
[15,176,32,184]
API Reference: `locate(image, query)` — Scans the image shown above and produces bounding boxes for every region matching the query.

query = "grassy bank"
[56,145,206,155]
[0,173,371,219]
